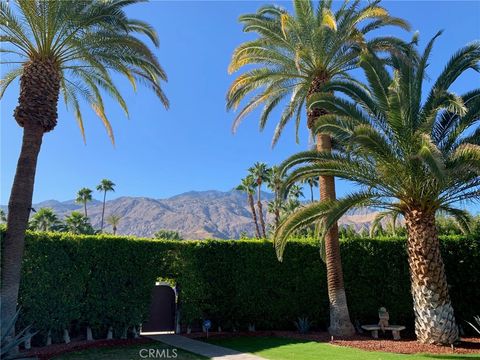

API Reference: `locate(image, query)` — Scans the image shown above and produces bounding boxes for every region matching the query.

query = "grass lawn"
[54,343,207,360]
[208,336,480,360]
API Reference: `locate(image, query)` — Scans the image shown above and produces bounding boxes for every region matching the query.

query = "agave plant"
[1,310,36,360]
[275,34,480,344]
[467,316,480,335]
[294,317,312,334]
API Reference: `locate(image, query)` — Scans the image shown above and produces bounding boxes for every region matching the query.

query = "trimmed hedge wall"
[8,231,480,340]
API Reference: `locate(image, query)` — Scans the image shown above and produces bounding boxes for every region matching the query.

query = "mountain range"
[1,190,379,239]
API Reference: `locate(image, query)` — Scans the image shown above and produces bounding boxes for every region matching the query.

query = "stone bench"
[361,325,406,340]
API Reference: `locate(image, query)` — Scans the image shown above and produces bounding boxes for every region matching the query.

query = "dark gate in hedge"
[141,284,176,333]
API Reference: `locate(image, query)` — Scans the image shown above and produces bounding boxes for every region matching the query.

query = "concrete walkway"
[148,334,265,360]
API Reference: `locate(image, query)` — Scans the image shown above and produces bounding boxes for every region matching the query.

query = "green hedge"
[7,231,480,339]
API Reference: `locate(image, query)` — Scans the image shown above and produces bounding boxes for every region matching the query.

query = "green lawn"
[54,343,207,360]
[208,336,480,360]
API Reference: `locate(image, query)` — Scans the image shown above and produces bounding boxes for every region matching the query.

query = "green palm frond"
[274,191,379,261]
[275,34,479,244]
[438,206,473,234]
[227,0,410,145]
[0,0,168,143]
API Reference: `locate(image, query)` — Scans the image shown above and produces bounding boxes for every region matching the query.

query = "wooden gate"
[142,284,176,333]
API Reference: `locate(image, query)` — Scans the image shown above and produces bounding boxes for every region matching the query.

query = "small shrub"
[294,317,312,334]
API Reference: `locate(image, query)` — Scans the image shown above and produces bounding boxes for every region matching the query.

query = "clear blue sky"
[1,1,479,207]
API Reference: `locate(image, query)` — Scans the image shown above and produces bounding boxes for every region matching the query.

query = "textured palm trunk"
[100,191,107,232]
[307,74,355,337]
[84,202,88,218]
[404,210,459,345]
[0,59,60,326]
[274,208,280,229]
[248,194,261,238]
[310,183,314,203]
[257,186,266,238]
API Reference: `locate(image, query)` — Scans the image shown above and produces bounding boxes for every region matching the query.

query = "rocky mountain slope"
[2,190,378,239]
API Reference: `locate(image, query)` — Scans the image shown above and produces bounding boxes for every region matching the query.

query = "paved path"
[147,334,265,360]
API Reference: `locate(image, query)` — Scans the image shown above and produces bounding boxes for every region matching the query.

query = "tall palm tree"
[303,177,319,202]
[274,36,480,344]
[106,214,121,235]
[29,207,60,232]
[227,0,410,336]
[96,179,115,232]
[249,162,271,238]
[267,199,285,231]
[288,184,304,200]
[0,0,168,324]
[236,175,261,238]
[76,188,93,218]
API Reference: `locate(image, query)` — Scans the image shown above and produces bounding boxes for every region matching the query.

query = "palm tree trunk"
[248,194,261,238]
[274,208,280,229]
[1,58,60,327]
[100,191,106,232]
[113,225,117,235]
[317,134,355,336]
[310,183,314,203]
[84,202,88,218]
[257,186,266,238]
[308,73,355,336]
[404,209,458,345]
[1,122,44,326]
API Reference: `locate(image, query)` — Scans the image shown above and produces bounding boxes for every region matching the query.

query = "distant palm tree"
[96,179,115,232]
[288,184,304,200]
[0,0,168,323]
[106,214,121,235]
[153,229,183,240]
[283,198,302,217]
[64,211,94,235]
[275,36,480,344]
[267,199,286,231]
[227,0,410,336]
[267,166,284,228]
[29,208,60,232]
[0,209,6,223]
[249,162,271,238]
[76,188,93,218]
[303,177,319,202]
[236,176,261,238]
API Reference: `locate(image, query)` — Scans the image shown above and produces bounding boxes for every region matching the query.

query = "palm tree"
[236,176,261,238]
[76,188,93,218]
[0,0,168,324]
[96,179,115,232]
[249,162,271,238]
[227,0,410,336]
[267,199,285,231]
[267,166,284,228]
[288,184,304,200]
[64,211,94,235]
[29,208,60,232]
[106,214,121,235]
[274,36,480,344]
[303,177,319,202]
